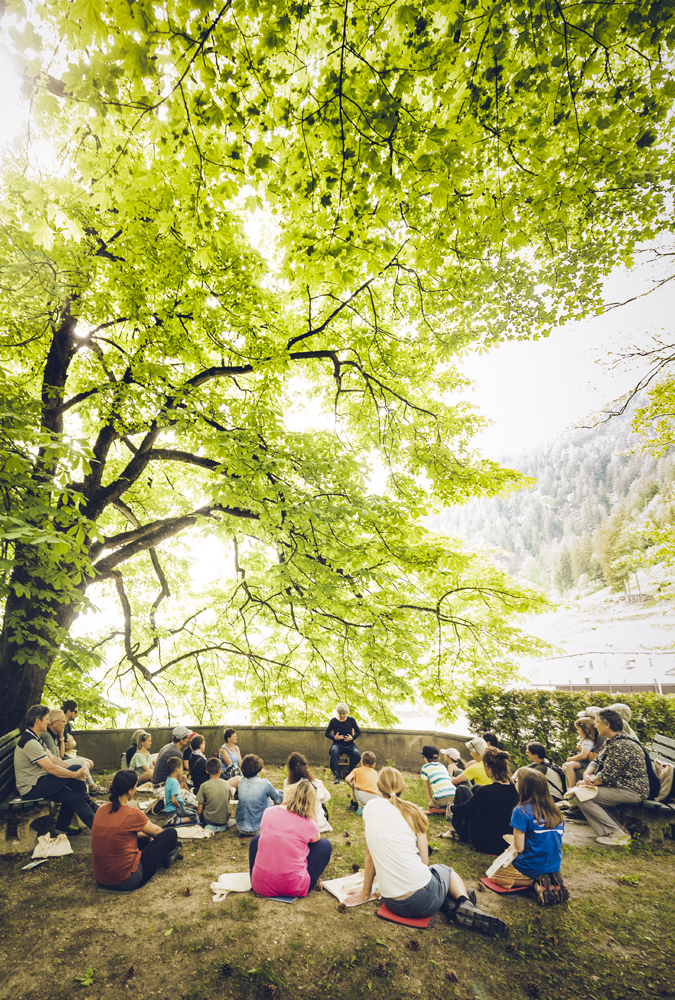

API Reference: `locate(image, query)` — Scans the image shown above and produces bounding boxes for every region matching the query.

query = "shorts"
[381,865,453,919]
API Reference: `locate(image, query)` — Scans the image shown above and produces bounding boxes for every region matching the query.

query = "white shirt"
[363,797,430,899]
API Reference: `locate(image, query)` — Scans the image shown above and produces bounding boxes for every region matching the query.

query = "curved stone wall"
[72,724,472,773]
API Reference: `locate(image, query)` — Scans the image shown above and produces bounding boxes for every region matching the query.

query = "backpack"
[543,758,567,797]
[625,738,661,800]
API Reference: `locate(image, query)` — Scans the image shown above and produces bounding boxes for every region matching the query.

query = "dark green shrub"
[466,687,675,766]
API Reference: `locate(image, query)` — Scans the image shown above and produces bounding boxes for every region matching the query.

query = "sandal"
[440,830,460,840]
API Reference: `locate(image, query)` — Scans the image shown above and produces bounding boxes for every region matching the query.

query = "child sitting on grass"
[164,756,199,825]
[235,754,283,838]
[493,769,569,906]
[346,750,380,811]
[197,757,237,833]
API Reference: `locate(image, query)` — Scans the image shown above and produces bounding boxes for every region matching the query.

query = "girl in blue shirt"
[494,769,569,906]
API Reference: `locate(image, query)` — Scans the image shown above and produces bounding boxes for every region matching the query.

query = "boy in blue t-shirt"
[164,756,199,825]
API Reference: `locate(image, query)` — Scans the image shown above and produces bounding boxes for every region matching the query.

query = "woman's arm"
[451,771,469,786]
[265,781,284,804]
[219,746,232,766]
[344,848,376,905]
[416,832,429,865]
[141,819,163,837]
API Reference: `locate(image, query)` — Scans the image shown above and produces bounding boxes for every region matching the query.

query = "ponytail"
[109,769,138,812]
[377,767,428,836]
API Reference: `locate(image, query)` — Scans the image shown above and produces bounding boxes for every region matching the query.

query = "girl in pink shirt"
[249,780,332,897]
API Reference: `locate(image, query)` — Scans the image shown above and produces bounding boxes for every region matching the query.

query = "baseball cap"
[419,744,440,759]
[172,725,191,739]
[440,747,460,761]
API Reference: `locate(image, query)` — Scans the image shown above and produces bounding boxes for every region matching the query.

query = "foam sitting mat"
[376,904,431,927]
[266,895,298,903]
[423,808,447,815]
[479,877,530,894]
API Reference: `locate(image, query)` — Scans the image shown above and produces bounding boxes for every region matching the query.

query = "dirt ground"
[1,766,673,1000]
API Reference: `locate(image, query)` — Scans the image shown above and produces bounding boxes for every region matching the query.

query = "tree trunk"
[0,565,84,732]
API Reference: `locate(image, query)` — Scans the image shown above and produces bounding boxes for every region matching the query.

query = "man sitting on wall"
[14,705,95,837]
[42,709,105,796]
[325,703,361,785]
[568,707,649,847]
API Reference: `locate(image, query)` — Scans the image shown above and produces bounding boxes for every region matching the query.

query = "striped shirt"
[422,761,455,799]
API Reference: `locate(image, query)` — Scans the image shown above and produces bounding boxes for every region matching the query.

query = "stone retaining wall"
[72,725,472,773]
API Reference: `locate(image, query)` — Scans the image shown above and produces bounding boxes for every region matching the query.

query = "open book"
[320,870,380,905]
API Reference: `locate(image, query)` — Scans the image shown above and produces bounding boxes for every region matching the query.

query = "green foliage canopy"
[1,0,674,728]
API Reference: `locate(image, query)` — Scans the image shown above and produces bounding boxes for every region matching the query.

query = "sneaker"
[333,777,341,785]
[163,845,182,869]
[347,801,358,811]
[454,900,509,938]
[596,834,632,847]
[534,873,570,905]
[58,827,82,837]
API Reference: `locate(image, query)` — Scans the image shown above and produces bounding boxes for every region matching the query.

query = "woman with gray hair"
[324,703,361,785]
[608,703,638,739]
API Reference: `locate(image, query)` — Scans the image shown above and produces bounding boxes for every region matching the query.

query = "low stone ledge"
[72,724,471,773]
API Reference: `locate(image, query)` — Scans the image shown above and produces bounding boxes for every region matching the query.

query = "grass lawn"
[0,764,673,1000]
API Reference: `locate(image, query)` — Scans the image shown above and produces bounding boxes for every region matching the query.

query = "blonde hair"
[377,767,428,835]
[575,717,596,744]
[284,779,317,819]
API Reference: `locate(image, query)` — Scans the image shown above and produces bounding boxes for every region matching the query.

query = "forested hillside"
[433,405,675,598]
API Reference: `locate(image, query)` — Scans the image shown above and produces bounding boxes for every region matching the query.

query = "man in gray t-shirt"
[153,727,191,786]
[14,705,95,835]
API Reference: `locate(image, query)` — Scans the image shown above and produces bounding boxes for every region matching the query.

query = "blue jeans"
[23,764,95,831]
[329,742,361,780]
[381,865,453,919]
[248,835,333,893]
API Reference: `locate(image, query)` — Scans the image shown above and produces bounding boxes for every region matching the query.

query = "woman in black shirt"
[443,747,518,855]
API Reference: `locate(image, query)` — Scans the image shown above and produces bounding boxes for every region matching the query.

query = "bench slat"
[0,729,19,756]
[0,779,16,804]
[0,754,15,782]
[652,734,675,750]
[642,800,675,812]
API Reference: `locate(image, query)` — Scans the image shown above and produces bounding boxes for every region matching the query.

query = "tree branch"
[91,502,259,576]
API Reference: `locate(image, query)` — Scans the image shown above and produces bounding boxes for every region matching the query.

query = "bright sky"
[460,257,675,459]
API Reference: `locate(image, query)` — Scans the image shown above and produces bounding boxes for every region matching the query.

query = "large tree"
[1,0,673,729]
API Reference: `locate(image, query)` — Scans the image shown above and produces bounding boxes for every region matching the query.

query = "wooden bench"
[619,734,675,844]
[0,728,55,855]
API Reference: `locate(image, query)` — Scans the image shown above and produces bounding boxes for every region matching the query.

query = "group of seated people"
[14,702,105,838]
[423,702,651,855]
[14,699,655,929]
